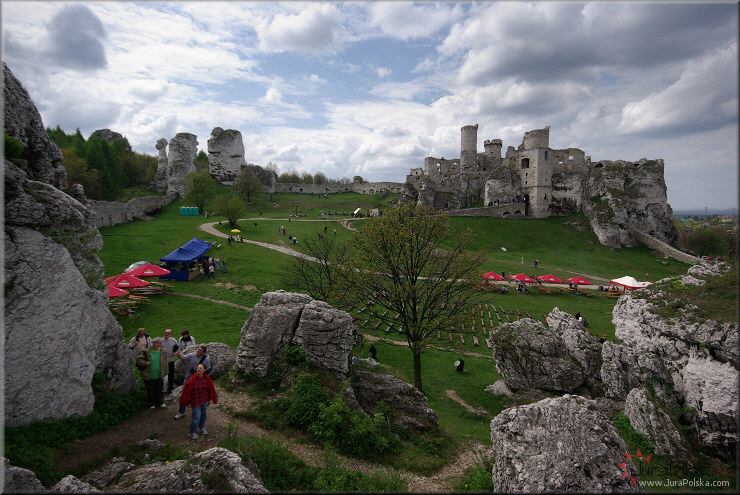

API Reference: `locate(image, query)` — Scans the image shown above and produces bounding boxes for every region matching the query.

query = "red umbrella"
[537,274,564,283]
[482,271,505,281]
[509,273,536,283]
[108,285,130,298]
[566,276,593,285]
[107,273,150,289]
[126,263,170,277]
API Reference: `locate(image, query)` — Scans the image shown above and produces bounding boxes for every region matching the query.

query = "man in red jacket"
[179,363,218,439]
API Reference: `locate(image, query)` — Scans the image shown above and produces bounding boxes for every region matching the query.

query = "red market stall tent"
[159,238,213,281]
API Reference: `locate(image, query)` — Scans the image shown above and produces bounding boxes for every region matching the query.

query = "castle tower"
[461,124,478,171]
[517,126,552,218]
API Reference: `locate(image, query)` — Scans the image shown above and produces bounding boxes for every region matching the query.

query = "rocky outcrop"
[4,64,137,428]
[625,388,689,458]
[166,133,198,196]
[246,163,277,194]
[208,127,247,185]
[89,128,123,143]
[3,62,66,189]
[234,290,354,376]
[350,367,439,432]
[583,160,678,249]
[490,395,643,492]
[547,307,603,380]
[483,166,519,205]
[173,342,236,384]
[606,266,738,460]
[3,457,45,493]
[485,380,513,397]
[490,316,585,392]
[88,194,176,228]
[154,138,168,193]
[49,475,102,492]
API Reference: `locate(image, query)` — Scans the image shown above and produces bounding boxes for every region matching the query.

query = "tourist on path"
[174,345,212,420]
[136,338,169,409]
[128,328,151,356]
[180,363,218,439]
[161,329,178,394]
[178,330,195,352]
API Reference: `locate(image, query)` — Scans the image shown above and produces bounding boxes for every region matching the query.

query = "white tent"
[608,276,642,291]
[353,207,366,217]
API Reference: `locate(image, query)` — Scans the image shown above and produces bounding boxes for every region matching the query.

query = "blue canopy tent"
[159,237,212,281]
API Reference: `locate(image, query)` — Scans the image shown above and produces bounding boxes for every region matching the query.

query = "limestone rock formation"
[208,127,247,185]
[625,388,689,458]
[173,341,236,384]
[600,342,673,402]
[583,160,678,249]
[80,458,134,489]
[350,367,439,432]
[490,395,644,492]
[485,380,513,397]
[234,290,354,376]
[103,448,268,492]
[4,63,137,428]
[49,475,102,493]
[3,62,66,189]
[3,458,45,493]
[89,128,123,143]
[154,138,168,193]
[166,132,198,196]
[678,357,738,459]
[605,266,738,460]
[490,316,585,392]
[546,307,603,380]
[246,163,277,194]
[483,166,519,205]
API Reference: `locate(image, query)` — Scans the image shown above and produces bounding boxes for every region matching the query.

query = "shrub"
[283,345,307,366]
[5,133,23,161]
[283,373,330,428]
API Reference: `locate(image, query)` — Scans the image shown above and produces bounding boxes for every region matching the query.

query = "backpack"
[200,354,213,375]
[136,350,149,371]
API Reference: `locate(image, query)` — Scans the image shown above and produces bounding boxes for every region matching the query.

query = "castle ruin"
[406,125,678,248]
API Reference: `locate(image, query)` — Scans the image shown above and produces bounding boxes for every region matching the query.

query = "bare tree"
[282,235,349,305]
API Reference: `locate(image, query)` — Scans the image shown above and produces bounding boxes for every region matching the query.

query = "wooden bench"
[374,320,381,329]
[473,336,480,346]
[460,334,465,344]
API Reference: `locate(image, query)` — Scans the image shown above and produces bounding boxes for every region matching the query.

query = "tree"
[282,235,349,305]
[194,150,209,172]
[688,228,728,257]
[277,170,301,183]
[301,171,314,184]
[182,169,216,212]
[62,147,103,199]
[353,175,366,183]
[233,166,263,203]
[337,203,486,391]
[313,171,328,185]
[214,194,245,228]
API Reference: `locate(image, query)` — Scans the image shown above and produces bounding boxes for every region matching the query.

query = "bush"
[4,133,23,161]
[283,373,331,428]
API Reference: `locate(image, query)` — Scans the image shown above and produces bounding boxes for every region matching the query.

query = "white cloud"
[618,44,738,136]
[368,2,463,41]
[257,4,344,53]
[376,67,391,78]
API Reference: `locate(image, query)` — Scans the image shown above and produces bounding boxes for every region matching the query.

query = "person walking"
[369,344,378,361]
[179,363,218,439]
[521,257,524,265]
[136,338,169,409]
[209,263,215,279]
[174,346,212,420]
[222,257,227,273]
[215,257,220,270]
[161,329,178,394]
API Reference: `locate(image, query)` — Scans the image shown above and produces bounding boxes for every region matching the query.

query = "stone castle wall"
[274,181,405,195]
[632,230,702,265]
[89,194,177,228]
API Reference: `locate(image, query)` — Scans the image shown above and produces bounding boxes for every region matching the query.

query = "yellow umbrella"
[231,229,241,233]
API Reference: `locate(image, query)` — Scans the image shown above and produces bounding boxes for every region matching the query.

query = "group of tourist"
[128,328,217,440]
[199,256,227,280]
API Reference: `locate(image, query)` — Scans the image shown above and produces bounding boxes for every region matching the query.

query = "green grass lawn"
[99,192,696,450]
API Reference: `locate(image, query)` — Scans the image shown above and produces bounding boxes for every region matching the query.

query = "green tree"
[233,166,264,203]
[84,137,127,200]
[313,171,328,185]
[277,170,301,183]
[282,235,349,304]
[688,228,728,257]
[62,147,103,199]
[4,133,23,161]
[338,203,486,391]
[194,150,209,172]
[182,169,216,212]
[301,171,314,184]
[213,194,245,228]
[353,176,365,183]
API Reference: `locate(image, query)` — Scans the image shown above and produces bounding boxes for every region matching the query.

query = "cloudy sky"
[2,1,737,211]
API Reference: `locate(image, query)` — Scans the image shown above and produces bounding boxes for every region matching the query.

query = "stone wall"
[448,205,527,219]
[88,194,177,228]
[274,181,405,195]
[633,230,702,265]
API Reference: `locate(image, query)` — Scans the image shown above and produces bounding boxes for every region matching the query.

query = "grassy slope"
[98,193,693,444]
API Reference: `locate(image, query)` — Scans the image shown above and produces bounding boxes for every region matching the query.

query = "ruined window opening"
[544,151,548,160]
[521,158,530,169]
[568,155,574,161]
